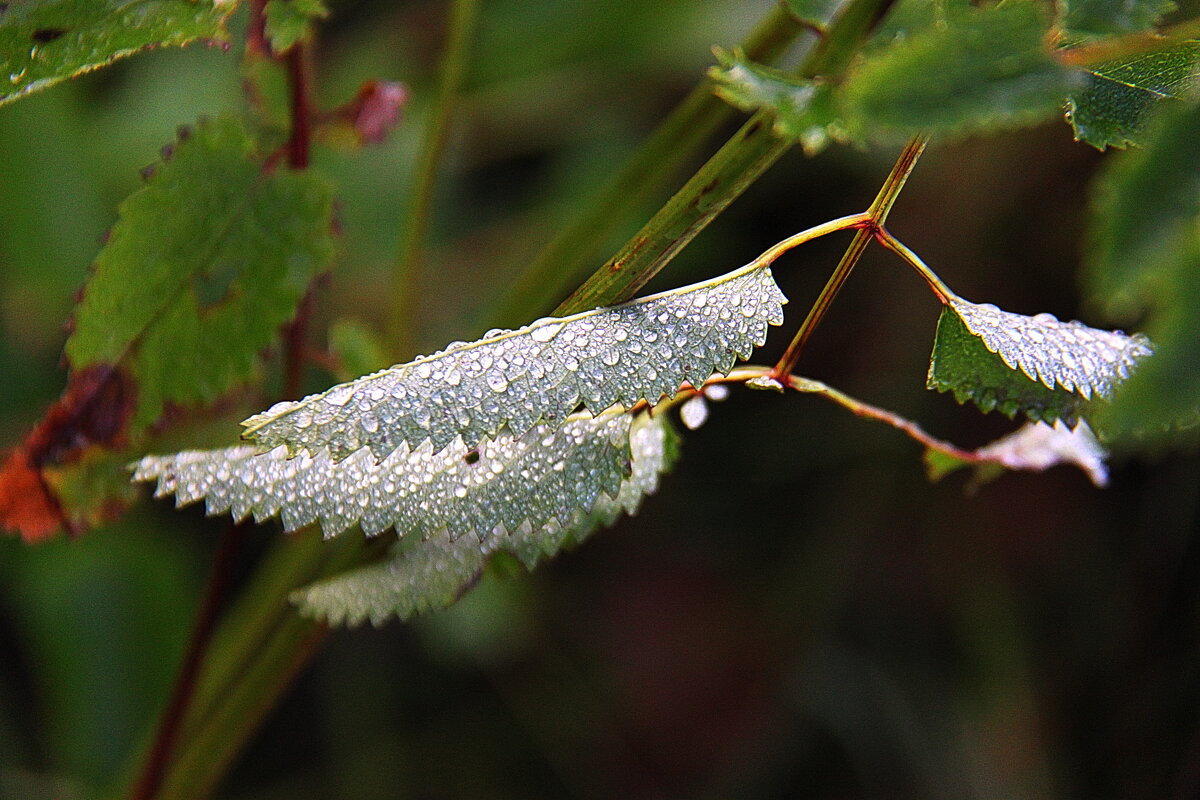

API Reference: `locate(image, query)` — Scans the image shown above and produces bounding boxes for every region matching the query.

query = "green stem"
[388,0,481,352]
[554,0,899,317]
[772,136,926,377]
[875,228,956,303]
[485,3,807,327]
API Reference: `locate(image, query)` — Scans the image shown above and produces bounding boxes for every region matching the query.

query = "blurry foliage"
[1,0,1199,799]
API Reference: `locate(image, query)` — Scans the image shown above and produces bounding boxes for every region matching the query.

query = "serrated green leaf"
[135,409,646,540]
[1087,98,1200,313]
[1061,0,1176,38]
[287,413,677,626]
[1067,41,1200,149]
[264,0,328,53]
[927,306,1088,423]
[948,297,1153,399]
[65,116,336,430]
[0,0,235,106]
[838,0,1081,141]
[242,262,786,461]
[709,48,836,153]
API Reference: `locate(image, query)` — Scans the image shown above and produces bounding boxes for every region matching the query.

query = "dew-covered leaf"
[135,409,651,540]
[837,0,1081,142]
[241,263,786,461]
[0,0,235,106]
[288,413,678,626]
[1067,40,1200,149]
[708,47,835,153]
[948,298,1153,399]
[1061,0,1177,38]
[929,307,1088,423]
[925,419,1109,487]
[65,116,336,431]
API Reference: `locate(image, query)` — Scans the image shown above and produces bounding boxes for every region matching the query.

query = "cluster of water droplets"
[134,411,644,541]
[952,299,1154,398]
[242,264,786,461]
[294,413,676,626]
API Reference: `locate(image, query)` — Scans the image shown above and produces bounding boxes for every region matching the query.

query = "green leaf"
[264,0,328,53]
[948,297,1152,399]
[1083,97,1200,441]
[928,306,1089,423]
[838,0,1081,141]
[289,412,678,626]
[708,47,835,153]
[1061,0,1176,38]
[1087,97,1200,312]
[242,262,787,461]
[136,409,645,540]
[1067,40,1200,149]
[0,0,235,106]
[65,116,336,430]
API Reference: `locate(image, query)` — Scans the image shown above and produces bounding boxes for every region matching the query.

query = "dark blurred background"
[1,1,1198,798]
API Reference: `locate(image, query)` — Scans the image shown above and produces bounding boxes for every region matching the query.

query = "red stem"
[129,523,247,800]
[286,44,312,169]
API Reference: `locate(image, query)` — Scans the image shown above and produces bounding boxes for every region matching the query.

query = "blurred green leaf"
[1067,40,1200,149]
[328,319,391,380]
[708,47,835,153]
[783,0,847,30]
[264,0,328,53]
[839,0,1081,141]
[1086,97,1200,310]
[1086,99,1200,441]
[927,305,1087,423]
[1061,0,1176,38]
[65,115,335,431]
[0,0,235,106]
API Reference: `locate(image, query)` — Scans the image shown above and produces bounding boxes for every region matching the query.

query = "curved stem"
[772,136,927,378]
[874,228,956,303]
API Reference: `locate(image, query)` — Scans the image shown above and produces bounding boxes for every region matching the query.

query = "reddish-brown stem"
[130,523,247,800]
[282,288,316,399]
[771,137,927,379]
[286,44,313,169]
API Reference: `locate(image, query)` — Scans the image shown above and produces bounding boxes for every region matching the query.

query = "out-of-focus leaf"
[290,412,678,626]
[1061,0,1177,38]
[1067,40,1200,149]
[838,0,1081,141]
[264,0,328,53]
[0,366,133,542]
[0,0,235,106]
[708,47,835,153]
[242,262,786,461]
[65,115,336,431]
[328,319,391,380]
[1087,98,1200,314]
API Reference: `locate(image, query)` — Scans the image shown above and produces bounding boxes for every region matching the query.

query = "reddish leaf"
[0,364,135,542]
[323,81,409,146]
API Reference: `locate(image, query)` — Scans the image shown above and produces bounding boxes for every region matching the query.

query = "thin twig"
[771,136,927,378]
[129,523,247,800]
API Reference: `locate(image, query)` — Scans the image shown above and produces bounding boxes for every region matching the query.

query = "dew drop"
[530,322,563,343]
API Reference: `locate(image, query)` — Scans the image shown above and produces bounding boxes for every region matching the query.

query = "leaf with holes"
[241,262,785,461]
[289,412,678,626]
[1067,40,1200,150]
[65,115,335,431]
[0,0,235,106]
